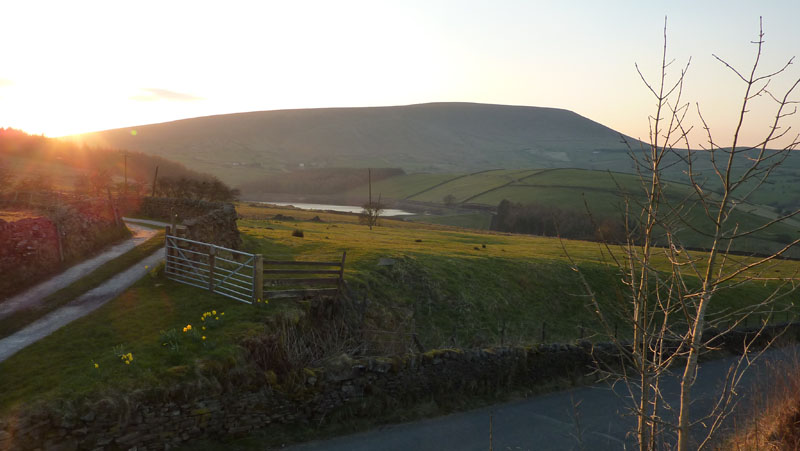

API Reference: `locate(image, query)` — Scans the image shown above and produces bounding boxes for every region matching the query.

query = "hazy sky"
[2,1,799,147]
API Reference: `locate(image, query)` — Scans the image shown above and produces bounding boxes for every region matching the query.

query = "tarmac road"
[287,346,793,450]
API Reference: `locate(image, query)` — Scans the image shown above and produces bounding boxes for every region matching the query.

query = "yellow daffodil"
[212,310,216,315]
[215,317,219,320]
[94,363,99,368]
[125,360,130,365]
[202,336,206,341]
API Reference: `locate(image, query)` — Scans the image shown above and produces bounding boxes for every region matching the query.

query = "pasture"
[0,203,796,414]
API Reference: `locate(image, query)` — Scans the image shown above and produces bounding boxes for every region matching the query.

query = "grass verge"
[0,230,166,338]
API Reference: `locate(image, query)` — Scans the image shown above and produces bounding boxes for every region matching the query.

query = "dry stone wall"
[0,201,128,299]
[4,322,797,450]
[0,343,597,450]
[139,197,241,250]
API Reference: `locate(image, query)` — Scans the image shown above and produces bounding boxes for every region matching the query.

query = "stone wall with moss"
[0,201,130,299]
[139,197,241,250]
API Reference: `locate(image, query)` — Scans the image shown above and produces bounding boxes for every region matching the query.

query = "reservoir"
[258,201,414,217]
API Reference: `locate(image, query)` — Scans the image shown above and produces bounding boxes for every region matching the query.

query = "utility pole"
[367,168,373,230]
[151,166,159,197]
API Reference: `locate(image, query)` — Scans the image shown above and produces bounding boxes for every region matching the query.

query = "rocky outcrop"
[139,197,242,249]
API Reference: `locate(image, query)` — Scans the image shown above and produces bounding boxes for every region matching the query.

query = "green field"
[355,168,798,258]
[364,168,695,207]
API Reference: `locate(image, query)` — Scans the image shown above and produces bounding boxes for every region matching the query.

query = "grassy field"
[365,168,695,207]
[402,212,493,230]
[0,269,290,413]
[407,169,543,203]
[1,204,797,415]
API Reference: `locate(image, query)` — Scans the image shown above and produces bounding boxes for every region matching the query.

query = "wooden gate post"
[338,251,347,288]
[254,254,263,303]
[208,247,216,292]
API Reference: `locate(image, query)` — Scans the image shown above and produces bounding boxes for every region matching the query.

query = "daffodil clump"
[110,345,135,366]
[158,309,226,352]
[254,298,270,308]
[199,310,224,329]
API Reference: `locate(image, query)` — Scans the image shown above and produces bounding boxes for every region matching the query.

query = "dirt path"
[0,222,159,321]
[0,220,168,362]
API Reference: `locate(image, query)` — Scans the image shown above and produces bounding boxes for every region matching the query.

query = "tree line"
[490,199,627,243]
[0,128,237,201]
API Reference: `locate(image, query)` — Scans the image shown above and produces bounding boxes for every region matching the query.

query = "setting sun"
[0,1,797,145]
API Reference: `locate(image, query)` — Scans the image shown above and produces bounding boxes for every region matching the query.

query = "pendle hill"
[73,102,640,182]
[73,102,800,213]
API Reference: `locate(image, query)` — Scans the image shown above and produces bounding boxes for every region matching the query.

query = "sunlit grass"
[237,204,800,279]
[0,271,295,414]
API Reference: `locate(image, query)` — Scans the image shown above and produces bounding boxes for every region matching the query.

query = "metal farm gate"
[164,229,346,303]
[164,232,263,304]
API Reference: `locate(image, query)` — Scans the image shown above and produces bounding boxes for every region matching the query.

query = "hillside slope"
[74,103,642,186]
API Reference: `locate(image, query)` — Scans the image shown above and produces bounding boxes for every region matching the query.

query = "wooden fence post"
[208,247,216,292]
[254,254,263,303]
[339,251,347,288]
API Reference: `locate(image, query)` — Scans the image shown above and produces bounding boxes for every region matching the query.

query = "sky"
[1,0,799,147]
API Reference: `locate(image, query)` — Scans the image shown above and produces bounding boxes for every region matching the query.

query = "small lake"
[256,201,415,217]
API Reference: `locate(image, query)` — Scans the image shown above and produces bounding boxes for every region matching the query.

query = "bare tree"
[360,168,383,230]
[567,18,800,450]
[89,169,112,197]
[360,194,384,230]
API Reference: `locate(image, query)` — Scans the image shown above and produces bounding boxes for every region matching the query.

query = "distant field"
[355,172,460,200]
[403,212,493,230]
[407,169,543,203]
[366,168,696,207]
[355,169,795,250]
